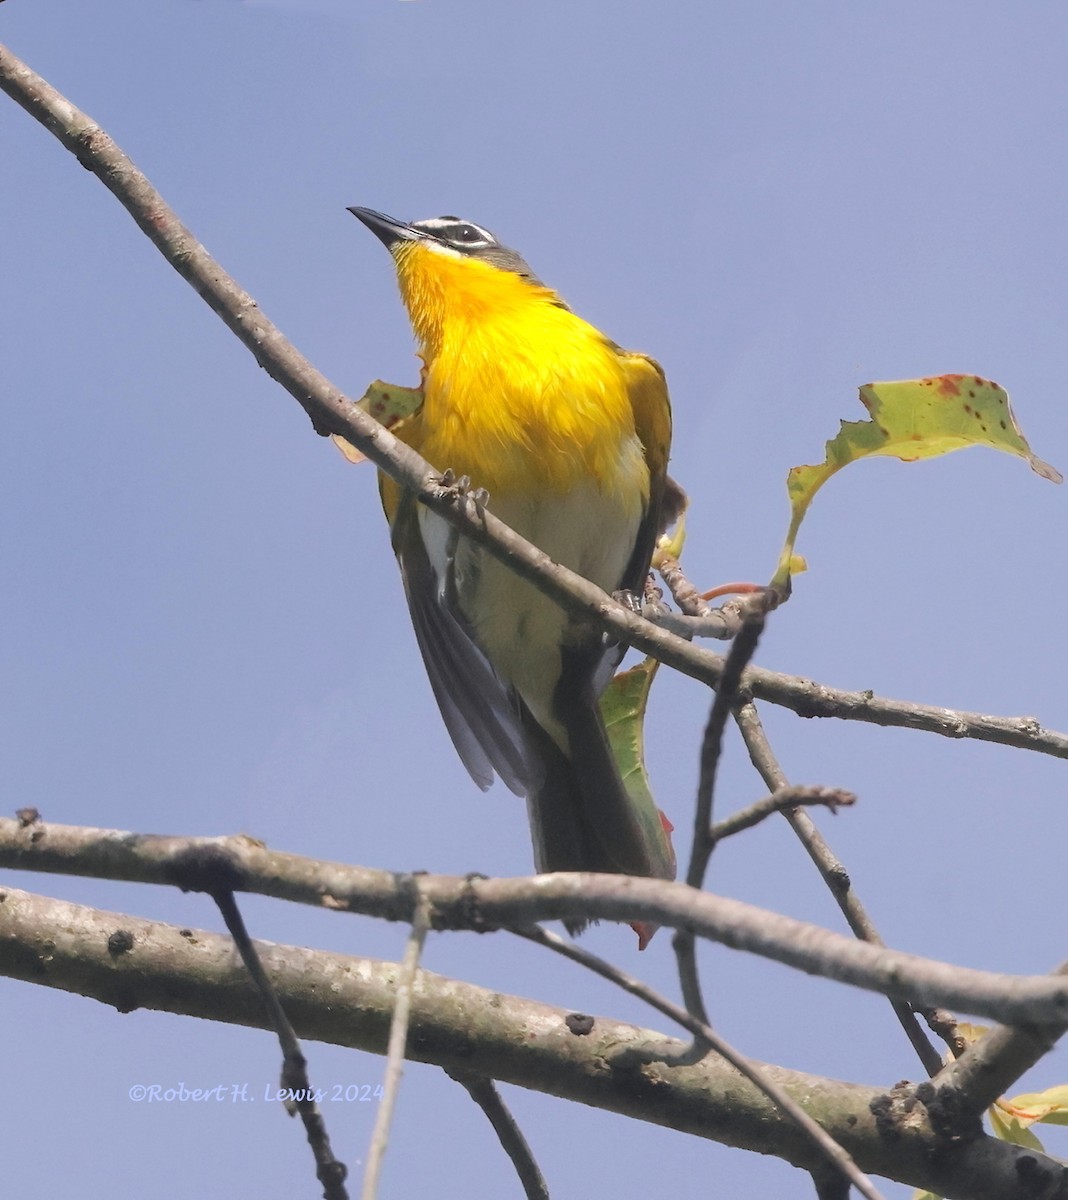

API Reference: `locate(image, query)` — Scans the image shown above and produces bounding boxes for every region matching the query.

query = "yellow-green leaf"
[1003,1085,1068,1127]
[771,375,1062,590]
[990,1102,1046,1150]
[953,1022,990,1046]
[331,379,423,465]
[652,509,687,567]
[599,657,676,882]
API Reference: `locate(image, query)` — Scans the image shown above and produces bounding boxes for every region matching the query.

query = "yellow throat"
[390,239,648,509]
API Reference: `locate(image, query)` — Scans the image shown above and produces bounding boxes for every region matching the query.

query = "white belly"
[419,477,642,747]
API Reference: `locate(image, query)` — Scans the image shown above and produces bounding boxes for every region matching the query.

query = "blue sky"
[2,3,1066,1197]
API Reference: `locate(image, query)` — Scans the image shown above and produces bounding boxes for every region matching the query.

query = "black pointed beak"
[347,207,419,250]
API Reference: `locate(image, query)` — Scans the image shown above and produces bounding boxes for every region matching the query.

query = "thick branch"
[936,963,1068,1114]
[3,818,1068,1027]
[2,884,1065,1199]
[0,41,1065,764]
[939,1021,1066,1116]
[518,925,883,1200]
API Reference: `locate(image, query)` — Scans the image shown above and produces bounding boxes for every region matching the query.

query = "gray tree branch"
[0,39,1065,765]
[2,884,1065,1200]
[2,37,1066,1199]
[736,702,948,1077]
[935,965,1068,1116]
[516,924,884,1200]
[2,817,1068,1029]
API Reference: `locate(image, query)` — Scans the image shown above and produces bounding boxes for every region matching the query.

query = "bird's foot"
[611,588,644,616]
[437,469,490,514]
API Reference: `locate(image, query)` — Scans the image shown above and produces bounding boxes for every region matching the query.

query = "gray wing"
[390,492,533,795]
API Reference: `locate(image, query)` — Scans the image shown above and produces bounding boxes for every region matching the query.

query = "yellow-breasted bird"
[350,208,676,927]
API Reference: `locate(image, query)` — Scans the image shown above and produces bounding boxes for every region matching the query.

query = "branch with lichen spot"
[0,883,1060,1200]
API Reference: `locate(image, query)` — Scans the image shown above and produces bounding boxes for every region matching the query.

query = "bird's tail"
[521,669,675,940]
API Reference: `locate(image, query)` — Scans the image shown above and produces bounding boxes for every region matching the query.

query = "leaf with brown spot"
[331,379,423,465]
[772,375,1062,589]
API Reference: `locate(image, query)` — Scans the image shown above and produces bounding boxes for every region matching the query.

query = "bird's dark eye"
[416,216,497,250]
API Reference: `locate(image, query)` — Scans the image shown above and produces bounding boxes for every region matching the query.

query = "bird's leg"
[433,470,491,608]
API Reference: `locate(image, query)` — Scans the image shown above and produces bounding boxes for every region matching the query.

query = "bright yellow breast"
[392,243,648,507]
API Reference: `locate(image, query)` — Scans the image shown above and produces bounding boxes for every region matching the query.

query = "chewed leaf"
[330,380,423,466]
[771,375,1062,589]
[857,376,1061,480]
[599,657,676,883]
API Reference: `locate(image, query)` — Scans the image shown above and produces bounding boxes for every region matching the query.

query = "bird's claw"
[437,468,469,494]
[436,470,490,513]
[611,588,644,616]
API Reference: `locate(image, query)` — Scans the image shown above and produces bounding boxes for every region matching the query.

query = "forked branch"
[0,41,1064,762]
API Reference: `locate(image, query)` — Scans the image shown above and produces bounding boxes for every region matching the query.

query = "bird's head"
[349,207,557,353]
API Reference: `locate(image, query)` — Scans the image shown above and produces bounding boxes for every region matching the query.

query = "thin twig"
[1,40,1065,766]
[639,598,740,641]
[672,931,712,1033]
[361,895,430,1200]
[734,703,945,1078]
[655,553,713,617]
[654,554,777,637]
[710,786,855,844]
[514,925,885,1200]
[445,1070,550,1200]
[744,666,1068,760]
[674,603,765,1032]
[213,891,348,1200]
[687,601,767,890]
[923,1008,965,1060]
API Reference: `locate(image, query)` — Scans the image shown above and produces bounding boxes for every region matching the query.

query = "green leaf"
[599,657,676,883]
[771,375,1062,589]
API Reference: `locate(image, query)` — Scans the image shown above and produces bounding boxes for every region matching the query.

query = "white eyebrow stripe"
[411,216,498,248]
